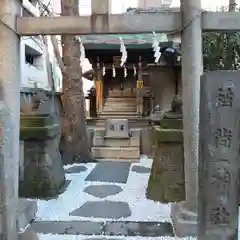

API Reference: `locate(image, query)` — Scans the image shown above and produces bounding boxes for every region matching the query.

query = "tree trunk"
[60,0,95,163]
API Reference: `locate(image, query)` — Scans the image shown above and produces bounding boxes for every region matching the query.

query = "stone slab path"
[85,161,131,183]
[69,200,132,219]
[37,235,196,240]
[83,185,123,198]
[32,220,174,237]
[32,156,180,239]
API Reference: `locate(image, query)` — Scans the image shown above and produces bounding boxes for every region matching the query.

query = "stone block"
[19,229,39,240]
[105,119,129,138]
[146,127,185,203]
[91,147,140,160]
[171,203,197,237]
[140,127,153,157]
[95,128,140,138]
[87,128,94,148]
[153,127,183,142]
[20,113,55,128]
[17,199,37,232]
[93,136,139,147]
[159,118,183,129]
[20,114,61,140]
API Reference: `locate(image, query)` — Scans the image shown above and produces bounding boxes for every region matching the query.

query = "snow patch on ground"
[35,163,96,221]
[36,156,171,222]
[38,234,197,240]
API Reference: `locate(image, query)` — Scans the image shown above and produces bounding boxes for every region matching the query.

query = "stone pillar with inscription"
[198,71,240,240]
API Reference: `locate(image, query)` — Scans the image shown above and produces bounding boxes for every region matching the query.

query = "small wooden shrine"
[83,33,181,119]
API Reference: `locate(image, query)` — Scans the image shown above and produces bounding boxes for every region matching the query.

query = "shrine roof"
[82,33,177,50]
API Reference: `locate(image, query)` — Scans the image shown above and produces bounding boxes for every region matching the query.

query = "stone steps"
[98,116,141,121]
[87,118,149,128]
[108,91,136,98]
[31,220,174,237]
[103,102,136,106]
[104,97,136,102]
[103,109,137,113]
[90,93,142,161]
[104,102,136,106]
[101,111,138,116]
[91,127,141,161]
[102,96,137,118]
[91,146,140,160]
[103,106,137,111]
[93,136,140,147]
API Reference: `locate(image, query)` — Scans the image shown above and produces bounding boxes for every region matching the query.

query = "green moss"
[159,119,183,129]
[153,127,183,143]
[20,117,45,128]
[20,114,56,128]
[20,124,61,140]
[19,177,66,198]
[146,169,185,203]
[146,126,185,203]
[20,114,60,140]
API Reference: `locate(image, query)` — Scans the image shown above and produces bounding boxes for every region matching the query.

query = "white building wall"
[20,2,51,90]
[138,0,172,8]
[20,0,63,91]
[138,0,162,8]
[20,36,51,90]
[46,36,63,91]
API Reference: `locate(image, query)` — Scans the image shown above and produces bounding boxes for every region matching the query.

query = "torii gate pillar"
[171,0,203,237]
[0,0,21,239]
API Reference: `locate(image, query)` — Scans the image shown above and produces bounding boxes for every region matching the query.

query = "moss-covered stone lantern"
[146,96,185,203]
[19,91,65,198]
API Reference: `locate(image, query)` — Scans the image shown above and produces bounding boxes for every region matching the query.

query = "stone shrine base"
[17,199,38,239]
[171,203,197,237]
[17,199,37,231]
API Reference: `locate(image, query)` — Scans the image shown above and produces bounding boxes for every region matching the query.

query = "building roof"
[82,33,175,50]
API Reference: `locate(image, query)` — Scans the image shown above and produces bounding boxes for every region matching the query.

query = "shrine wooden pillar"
[95,61,103,116]
[137,56,144,115]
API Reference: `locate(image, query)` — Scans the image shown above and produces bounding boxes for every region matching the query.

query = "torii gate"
[0,0,240,239]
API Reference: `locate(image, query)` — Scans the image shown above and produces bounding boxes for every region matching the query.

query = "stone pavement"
[30,157,176,239]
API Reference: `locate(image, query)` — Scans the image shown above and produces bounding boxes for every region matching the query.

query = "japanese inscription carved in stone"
[198,71,240,240]
[105,119,129,138]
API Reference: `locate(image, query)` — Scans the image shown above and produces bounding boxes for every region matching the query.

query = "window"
[25,45,44,70]
[25,54,34,65]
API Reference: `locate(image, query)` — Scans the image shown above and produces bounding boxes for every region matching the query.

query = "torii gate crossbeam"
[16,12,240,36]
